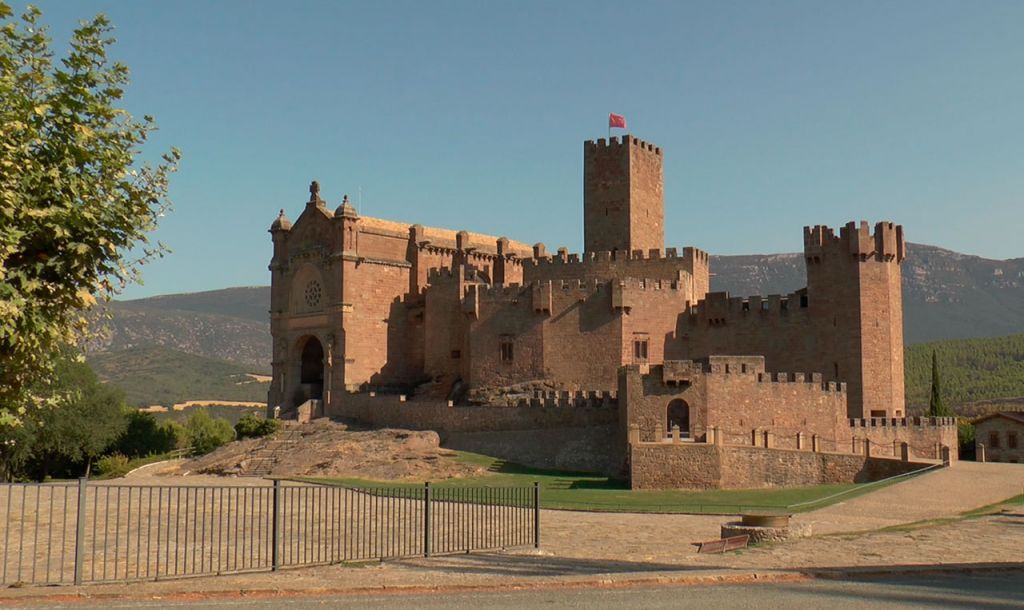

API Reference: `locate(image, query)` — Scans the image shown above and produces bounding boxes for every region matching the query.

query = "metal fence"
[0,479,539,586]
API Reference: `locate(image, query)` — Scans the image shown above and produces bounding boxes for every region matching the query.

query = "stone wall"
[630,442,935,490]
[620,360,848,447]
[846,417,959,462]
[326,392,618,435]
[444,425,622,476]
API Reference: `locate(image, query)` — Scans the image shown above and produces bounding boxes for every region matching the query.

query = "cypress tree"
[928,351,954,417]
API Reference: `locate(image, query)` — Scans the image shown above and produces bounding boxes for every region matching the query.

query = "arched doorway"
[667,399,690,438]
[299,336,324,401]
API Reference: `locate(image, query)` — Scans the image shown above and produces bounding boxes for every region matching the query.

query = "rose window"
[304,280,322,308]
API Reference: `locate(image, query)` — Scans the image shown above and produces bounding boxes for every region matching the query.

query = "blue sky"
[27,0,1024,298]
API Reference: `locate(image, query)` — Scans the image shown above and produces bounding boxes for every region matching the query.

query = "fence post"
[533,482,540,549]
[271,480,281,571]
[73,477,88,585]
[423,482,431,557]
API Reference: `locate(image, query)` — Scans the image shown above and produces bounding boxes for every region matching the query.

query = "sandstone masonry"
[266,133,955,489]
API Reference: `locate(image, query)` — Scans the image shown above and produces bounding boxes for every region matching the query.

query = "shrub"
[95,453,131,478]
[159,420,190,451]
[117,410,181,458]
[185,410,235,455]
[235,414,279,440]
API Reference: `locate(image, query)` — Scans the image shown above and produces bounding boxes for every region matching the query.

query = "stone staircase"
[240,427,301,477]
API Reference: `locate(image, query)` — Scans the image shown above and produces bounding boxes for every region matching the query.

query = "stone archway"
[667,398,690,438]
[298,336,324,402]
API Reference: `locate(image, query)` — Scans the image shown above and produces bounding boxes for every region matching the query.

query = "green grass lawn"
[296,451,914,514]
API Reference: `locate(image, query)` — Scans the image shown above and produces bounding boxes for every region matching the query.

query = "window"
[304,280,323,308]
[989,431,1000,449]
[499,337,514,363]
[1009,432,1018,450]
[633,338,649,363]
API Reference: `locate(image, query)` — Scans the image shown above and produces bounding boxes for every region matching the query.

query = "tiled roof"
[972,411,1024,425]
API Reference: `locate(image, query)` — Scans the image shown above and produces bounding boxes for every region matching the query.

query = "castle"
[267,134,957,488]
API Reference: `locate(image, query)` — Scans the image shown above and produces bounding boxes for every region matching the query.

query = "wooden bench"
[691,534,750,554]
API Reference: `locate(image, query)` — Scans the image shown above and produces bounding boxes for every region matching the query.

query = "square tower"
[583,135,664,253]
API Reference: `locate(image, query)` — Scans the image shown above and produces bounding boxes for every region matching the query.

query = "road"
[20,572,1024,609]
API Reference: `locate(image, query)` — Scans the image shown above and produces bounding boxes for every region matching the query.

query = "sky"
[25,0,1024,299]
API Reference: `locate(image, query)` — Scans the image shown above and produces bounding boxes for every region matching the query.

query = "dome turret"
[270,209,292,231]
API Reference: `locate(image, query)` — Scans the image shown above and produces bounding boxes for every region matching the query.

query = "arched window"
[667,399,690,437]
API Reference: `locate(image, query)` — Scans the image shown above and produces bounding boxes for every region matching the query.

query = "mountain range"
[88,242,1024,372]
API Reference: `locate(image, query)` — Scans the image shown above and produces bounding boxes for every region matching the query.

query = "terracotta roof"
[972,411,1024,425]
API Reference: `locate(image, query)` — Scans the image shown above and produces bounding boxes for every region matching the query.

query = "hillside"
[89,346,270,408]
[89,287,270,370]
[904,333,1024,413]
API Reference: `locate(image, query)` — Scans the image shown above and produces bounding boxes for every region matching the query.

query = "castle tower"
[583,135,664,253]
[804,221,906,419]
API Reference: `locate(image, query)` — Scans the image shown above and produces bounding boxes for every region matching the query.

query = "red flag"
[608,113,627,129]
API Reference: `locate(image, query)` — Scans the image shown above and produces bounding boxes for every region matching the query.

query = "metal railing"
[0,479,539,586]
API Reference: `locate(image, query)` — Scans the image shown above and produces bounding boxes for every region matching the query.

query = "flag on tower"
[608,113,627,129]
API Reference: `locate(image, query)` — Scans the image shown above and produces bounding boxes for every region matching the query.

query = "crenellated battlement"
[615,277,688,292]
[524,245,706,289]
[656,359,842,392]
[755,372,846,393]
[342,388,618,410]
[848,416,958,429]
[584,134,662,156]
[553,278,604,292]
[531,388,618,406]
[528,246,705,265]
[804,220,905,263]
[466,283,527,299]
[688,290,809,322]
[426,266,464,285]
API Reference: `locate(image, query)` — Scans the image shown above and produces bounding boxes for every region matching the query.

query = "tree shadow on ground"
[393,552,719,578]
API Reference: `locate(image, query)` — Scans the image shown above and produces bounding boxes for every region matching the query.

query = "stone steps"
[239,428,301,477]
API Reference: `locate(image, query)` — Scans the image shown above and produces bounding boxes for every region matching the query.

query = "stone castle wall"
[847,417,959,462]
[620,360,849,447]
[630,442,934,490]
[326,391,618,434]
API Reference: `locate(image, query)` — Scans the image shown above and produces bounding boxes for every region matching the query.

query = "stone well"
[720,514,811,544]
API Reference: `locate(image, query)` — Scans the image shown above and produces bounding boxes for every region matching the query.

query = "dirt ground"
[175,420,489,481]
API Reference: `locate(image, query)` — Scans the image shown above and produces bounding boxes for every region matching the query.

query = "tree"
[928,350,955,418]
[29,354,128,478]
[0,3,180,425]
[185,410,234,455]
[116,410,181,458]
